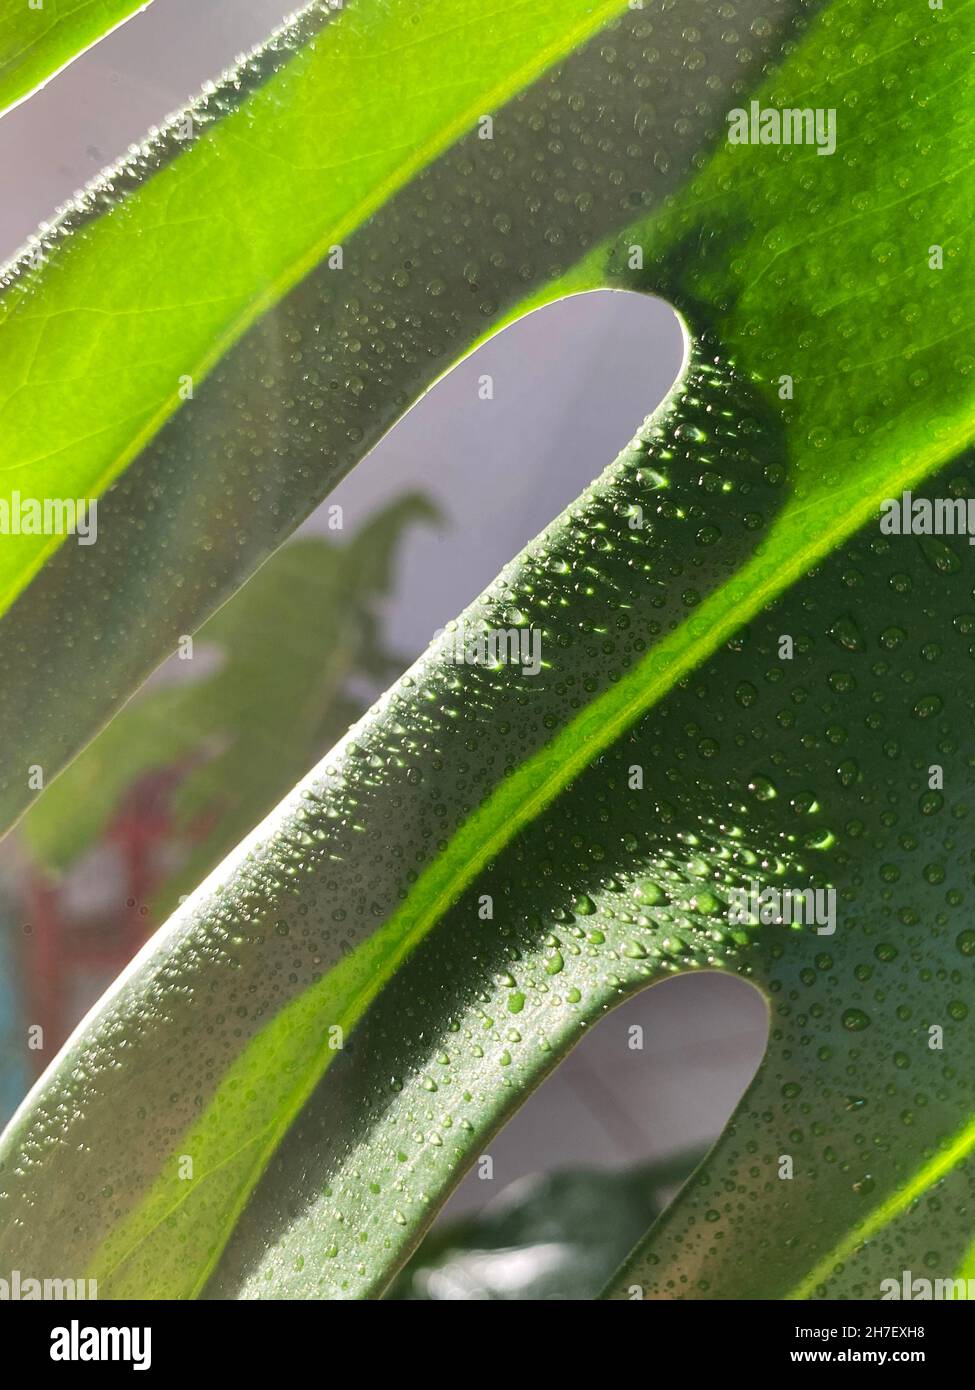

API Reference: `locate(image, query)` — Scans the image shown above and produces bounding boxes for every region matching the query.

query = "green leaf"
[0,0,151,117]
[3,0,975,1304]
[1,0,617,612]
[20,495,437,917]
[0,0,629,783]
[0,0,809,837]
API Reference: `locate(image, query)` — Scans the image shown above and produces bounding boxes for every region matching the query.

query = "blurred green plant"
[22,495,437,918]
[389,1153,703,1301]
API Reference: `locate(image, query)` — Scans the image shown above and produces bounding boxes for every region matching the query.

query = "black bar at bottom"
[3,1296,971,1374]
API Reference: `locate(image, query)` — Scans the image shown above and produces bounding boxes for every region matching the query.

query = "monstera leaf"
[2,0,974,1304]
[0,0,808,833]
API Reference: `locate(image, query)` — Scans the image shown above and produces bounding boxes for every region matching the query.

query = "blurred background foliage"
[22,496,438,919]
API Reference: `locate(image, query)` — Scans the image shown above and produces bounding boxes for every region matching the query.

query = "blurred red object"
[21,763,204,1066]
